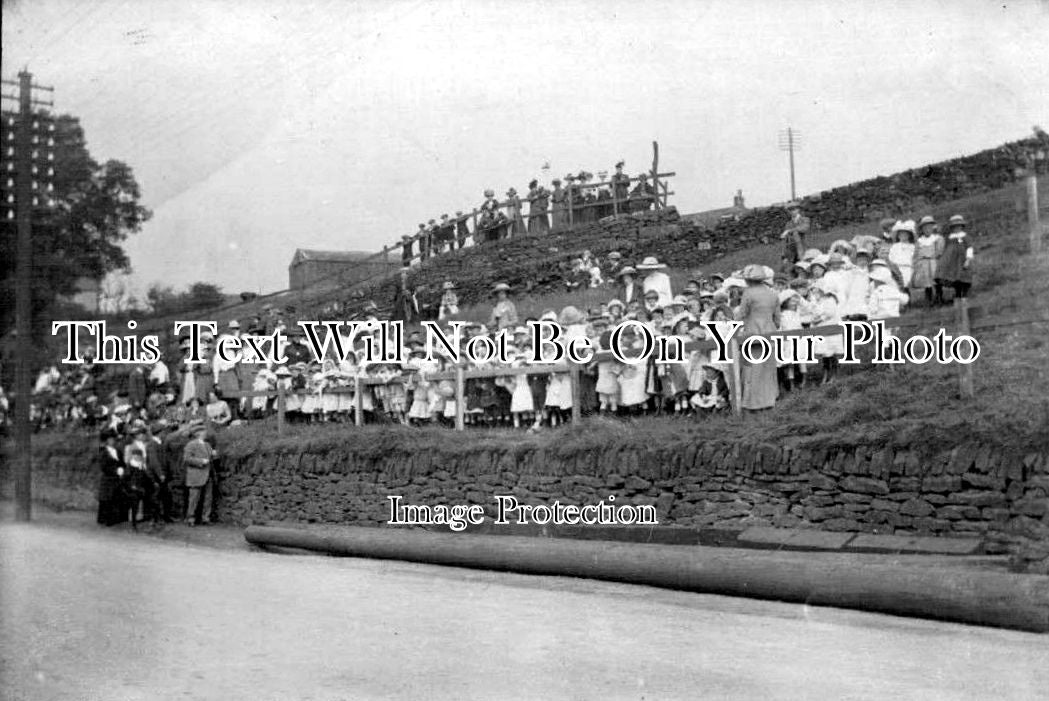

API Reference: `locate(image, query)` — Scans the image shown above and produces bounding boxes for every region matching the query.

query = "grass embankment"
[9,181,1049,466]
[224,180,1049,455]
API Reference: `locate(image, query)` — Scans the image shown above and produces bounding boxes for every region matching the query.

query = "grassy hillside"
[157,180,1049,455]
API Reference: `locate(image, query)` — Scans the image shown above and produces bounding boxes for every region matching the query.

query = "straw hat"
[492,282,511,293]
[741,264,766,282]
[442,281,456,290]
[802,248,821,261]
[918,215,936,227]
[668,311,695,329]
[828,252,845,266]
[722,276,747,289]
[539,310,558,322]
[558,306,587,325]
[949,214,966,227]
[607,298,625,309]
[484,189,495,197]
[616,266,637,278]
[869,267,894,285]
[793,261,811,272]
[810,254,829,269]
[636,256,667,270]
[778,289,799,305]
[670,295,690,306]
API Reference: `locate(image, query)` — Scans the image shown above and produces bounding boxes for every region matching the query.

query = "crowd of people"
[0,205,977,442]
[400,161,659,263]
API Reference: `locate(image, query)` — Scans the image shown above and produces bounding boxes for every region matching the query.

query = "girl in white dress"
[811,287,843,384]
[508,348,535,428]
[888,223,916,288]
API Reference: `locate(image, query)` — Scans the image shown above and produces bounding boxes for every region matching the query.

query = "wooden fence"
[222,299,1049,435]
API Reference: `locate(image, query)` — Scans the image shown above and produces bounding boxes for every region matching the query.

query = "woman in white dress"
[888,221,916,288]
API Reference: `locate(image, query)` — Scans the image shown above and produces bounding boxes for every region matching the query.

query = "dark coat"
[96,446,127,526]
[127,369,147,407]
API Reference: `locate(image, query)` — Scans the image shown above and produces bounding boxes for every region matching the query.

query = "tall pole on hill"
[778,127,801,201]
[1,70,55,522]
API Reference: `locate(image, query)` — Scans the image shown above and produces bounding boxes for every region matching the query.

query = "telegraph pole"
[778,127,801,201]
[1,70,55,522]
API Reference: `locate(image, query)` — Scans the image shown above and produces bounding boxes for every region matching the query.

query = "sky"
[3,0,1049,298]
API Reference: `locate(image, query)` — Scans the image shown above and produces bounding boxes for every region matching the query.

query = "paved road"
[1,523,1046,701]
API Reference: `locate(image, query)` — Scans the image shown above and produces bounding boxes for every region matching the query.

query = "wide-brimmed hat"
[778,289,799,305]
[854,247,873,259]
[949,214,966,227]
[178,338,191,350]
[558,306,586,325]
[616,266,637,277]
[607,298,625,309]
[636,256,666,270]
[670,295,690,306]
[492,282,511,293]
[741,264,766,282]
[722,276,747,289]
[897,219,916,234]
[793,261,811,272]
[228,320,240,329]
[880,217,897,229]
[607,251,622,259]
[483,189,495,197]
[442,281,456,290]
[539,310,558,322]
[810,254,830,269]
[512,325,529,335]
[869,267,894,285]
[828,252,845,265]
[802,248,821,261]
[918,215,936,227]
[870,259,889,269]
[507,187,517,195]
[668,311,695,329]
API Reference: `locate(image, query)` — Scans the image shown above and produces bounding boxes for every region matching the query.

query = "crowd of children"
[5,211,972,434]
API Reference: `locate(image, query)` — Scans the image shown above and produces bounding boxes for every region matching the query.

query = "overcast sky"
[3,0,1049,296]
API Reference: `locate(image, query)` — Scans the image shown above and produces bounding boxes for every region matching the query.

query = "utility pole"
[778,127,802,201]
[1,70,55,522]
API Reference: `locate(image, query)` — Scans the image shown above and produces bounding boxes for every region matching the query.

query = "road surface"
[1,522,1046,700]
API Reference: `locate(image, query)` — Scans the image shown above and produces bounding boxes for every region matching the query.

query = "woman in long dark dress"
[96,428,127,526]
[736,265,780,411]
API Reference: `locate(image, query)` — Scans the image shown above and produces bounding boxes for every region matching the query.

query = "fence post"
[276,382,286,437]
[569,364,582,424]
[1027,171,1041,254]
[455,365,465,431]
[354,375,363,426]
[567,184,574,227]
[730,337,743,415]
[956,298,974,400]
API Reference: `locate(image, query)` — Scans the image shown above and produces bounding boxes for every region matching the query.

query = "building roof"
[291,249,376,265]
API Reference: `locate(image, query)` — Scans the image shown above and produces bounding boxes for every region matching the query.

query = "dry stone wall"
[12,433,1048,562]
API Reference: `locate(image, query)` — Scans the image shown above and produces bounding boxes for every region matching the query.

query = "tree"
[0,114,152,336]
[184,282,224,312]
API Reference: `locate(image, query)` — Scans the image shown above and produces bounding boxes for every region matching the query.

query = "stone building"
[288,249,390,290]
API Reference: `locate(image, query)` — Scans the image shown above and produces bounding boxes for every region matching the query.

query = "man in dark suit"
[780,202,811,271]
[454,211,471,249]
[611,161,630,210]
